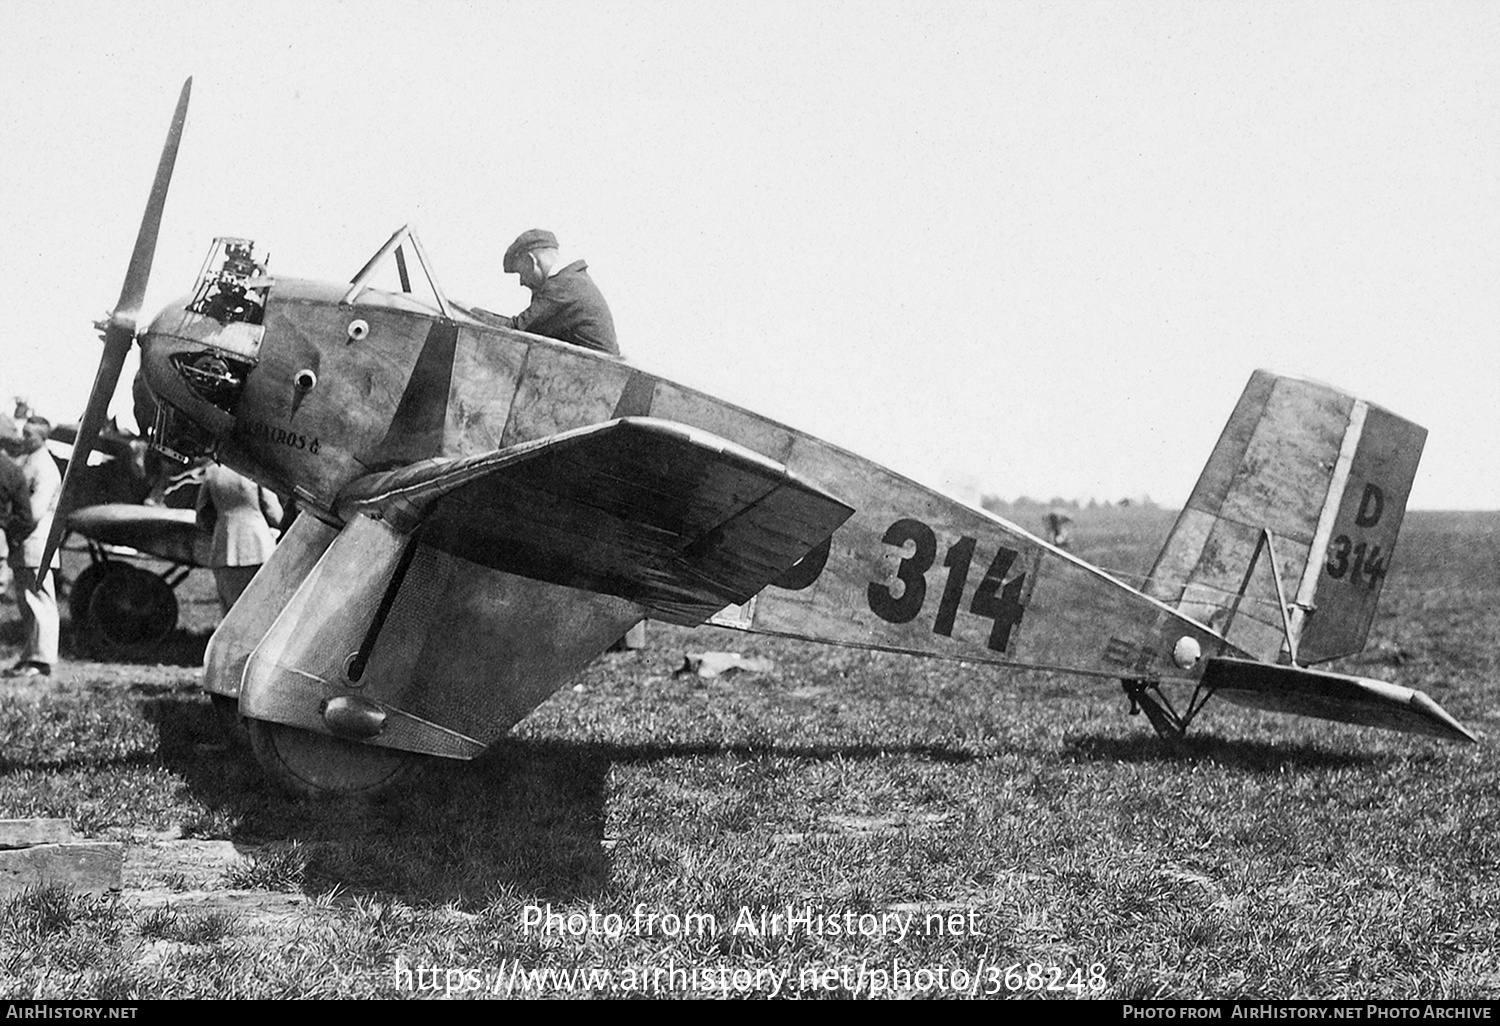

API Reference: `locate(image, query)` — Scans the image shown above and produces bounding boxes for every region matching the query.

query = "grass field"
[0,507,1495,999]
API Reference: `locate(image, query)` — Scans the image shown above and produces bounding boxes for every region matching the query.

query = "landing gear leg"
[208,693,249,747]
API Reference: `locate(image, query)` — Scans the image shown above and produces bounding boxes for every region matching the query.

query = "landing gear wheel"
[66,562,111,631]
[85,565,178,655]
[246,718,415,799]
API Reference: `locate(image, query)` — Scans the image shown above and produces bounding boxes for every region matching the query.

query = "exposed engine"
[189,237,269,325]
[142,238,271,462]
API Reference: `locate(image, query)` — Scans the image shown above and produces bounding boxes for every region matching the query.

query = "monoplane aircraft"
[47,80,1474,797]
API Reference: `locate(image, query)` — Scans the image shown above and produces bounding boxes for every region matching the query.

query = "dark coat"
[507,260,619,355]
[0,454,35,543]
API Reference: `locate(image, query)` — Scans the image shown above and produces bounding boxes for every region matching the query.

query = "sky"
[1,0,1496,510]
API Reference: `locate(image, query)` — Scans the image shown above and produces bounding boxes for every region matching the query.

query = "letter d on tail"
[1355,483,1384,527]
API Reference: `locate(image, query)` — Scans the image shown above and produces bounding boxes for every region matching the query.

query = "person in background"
[2,416,60,677]
[195,462,283,615]
[0,417,33,605]
[1045,509,1073,549]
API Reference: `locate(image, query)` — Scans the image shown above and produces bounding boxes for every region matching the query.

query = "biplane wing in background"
[62,502,207,655]
[46,80,1474,797]
[45,421,207,654]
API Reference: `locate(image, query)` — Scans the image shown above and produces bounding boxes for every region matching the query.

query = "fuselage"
[139,275,593,513]
[136,246,1232,689]
[90,76,1475,760]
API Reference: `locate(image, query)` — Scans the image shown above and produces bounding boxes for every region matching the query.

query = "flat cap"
[503,228,559,272]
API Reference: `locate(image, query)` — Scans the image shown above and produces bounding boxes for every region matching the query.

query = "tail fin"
[1144,370,1424,665]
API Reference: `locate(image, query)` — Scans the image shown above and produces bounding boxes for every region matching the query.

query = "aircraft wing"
[67,503,207,567]
[337,417,856,625]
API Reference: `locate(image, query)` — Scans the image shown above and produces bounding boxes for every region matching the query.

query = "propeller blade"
[40,78,192,579]
[114,78,191,322]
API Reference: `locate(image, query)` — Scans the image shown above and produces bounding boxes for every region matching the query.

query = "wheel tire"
[85,565,178,656]
[246,717,415,799]
[66,562,112,632]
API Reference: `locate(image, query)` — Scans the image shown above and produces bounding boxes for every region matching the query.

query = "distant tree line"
[979,494,1160,517]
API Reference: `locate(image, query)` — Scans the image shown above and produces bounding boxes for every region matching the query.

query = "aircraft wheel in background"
[66,562,112,631]
[246,718,416,799]
[85,564,178,655]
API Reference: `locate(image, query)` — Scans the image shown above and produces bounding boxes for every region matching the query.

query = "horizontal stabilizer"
[1202,657,1476,744]
[339,417,855,625]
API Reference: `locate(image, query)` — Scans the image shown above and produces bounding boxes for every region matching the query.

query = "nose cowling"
[138,299,262,459]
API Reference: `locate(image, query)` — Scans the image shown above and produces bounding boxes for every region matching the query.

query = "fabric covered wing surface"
[338,417,855,625]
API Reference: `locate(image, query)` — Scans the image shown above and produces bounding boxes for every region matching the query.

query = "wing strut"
[1213,526,1308,664]
[1260,529,1302,666]
[1127,524,1295,741]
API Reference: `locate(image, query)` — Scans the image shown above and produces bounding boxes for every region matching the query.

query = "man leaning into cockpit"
[474,229,619,356]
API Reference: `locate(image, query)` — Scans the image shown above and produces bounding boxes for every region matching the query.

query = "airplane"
[63,492,205,655]
[44,421,208,654]
[46,79,1476,798]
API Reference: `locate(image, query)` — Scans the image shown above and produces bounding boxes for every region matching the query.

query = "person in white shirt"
[195,462,283,614]
[3,416,60,677]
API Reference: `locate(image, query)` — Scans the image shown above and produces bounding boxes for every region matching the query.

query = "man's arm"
[195,475,216,533]
[27,459,60,527]
[258,487,285,531]
[464,306,514,328]
[508,289,566,336]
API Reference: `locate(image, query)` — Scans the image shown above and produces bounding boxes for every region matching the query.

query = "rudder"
[1143,370,1424,664]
